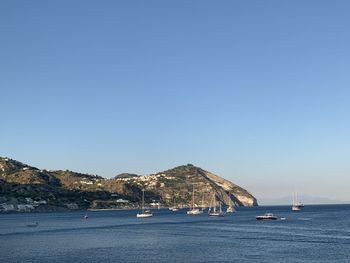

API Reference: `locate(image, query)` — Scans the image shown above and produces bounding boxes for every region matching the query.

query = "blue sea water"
[0,205,349,263]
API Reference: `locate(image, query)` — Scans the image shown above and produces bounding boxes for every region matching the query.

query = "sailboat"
[137,189,153,218]
[226,192,235,213]
[187,185,202,215]
[208,193,225,217]
[201,194,206,212]
[169,194,179,212]
[292,191,302,212]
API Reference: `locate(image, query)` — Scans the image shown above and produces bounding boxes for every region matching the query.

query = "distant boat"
[26,222,39,227]
[187,185,202,215]
[226,206,235,213]
[187,208,201,215]
[226,192,235,213]
[208,193,225,217]
[256,213,277,220]
[83,213,88,219]
[292,205,301,211]
[137,189,153,218]
[169,194,179,212]
[292,191,303,211]
[201,194,206,211]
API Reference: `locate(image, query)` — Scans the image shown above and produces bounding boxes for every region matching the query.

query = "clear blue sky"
[1,1,350,203]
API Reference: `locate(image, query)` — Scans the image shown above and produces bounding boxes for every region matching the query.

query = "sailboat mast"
[192,185,195,209]
[142,189,145,213]
[213,193,216,213]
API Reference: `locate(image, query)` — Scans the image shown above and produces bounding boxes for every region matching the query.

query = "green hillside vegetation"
[0,157,257,212]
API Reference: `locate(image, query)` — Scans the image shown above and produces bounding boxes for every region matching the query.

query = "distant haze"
[259,195,349,206]
[1,1,350,202]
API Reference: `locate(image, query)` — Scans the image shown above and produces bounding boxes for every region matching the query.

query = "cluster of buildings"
[78,179,103,186]
[0,198,47,212]
[116,172,175,189]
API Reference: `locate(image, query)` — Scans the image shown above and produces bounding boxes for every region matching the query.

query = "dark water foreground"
[0,205,349,263]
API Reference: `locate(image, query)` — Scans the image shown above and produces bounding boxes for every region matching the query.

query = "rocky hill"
[0,157,257,212]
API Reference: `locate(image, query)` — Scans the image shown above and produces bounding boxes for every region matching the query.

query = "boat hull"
[208,212,225,217]
[256,217,277,220]
[136,213,153,218]
[256,213,277,220]
[187,209,202,215]
[226,207,235,213]
[292,206,301,211]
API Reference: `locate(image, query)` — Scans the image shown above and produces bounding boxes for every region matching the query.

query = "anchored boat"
[292,191,303,211]
[137,189,153,218]
[208,193,225,217]
[187,185,202,215]
[256,213,277,220]
[226,192,235,213]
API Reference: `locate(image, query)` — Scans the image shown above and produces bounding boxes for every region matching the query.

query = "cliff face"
[116,164,257,207]
[198,168,257,207]
[0,157,257,210]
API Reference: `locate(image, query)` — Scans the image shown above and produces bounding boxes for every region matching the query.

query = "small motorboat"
[27,223,39,227]
[256,213,278,220]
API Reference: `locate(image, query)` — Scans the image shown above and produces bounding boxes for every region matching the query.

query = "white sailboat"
[208,193,225,217]
[169,194,179,212]
[226,192,235,213]
[137,189,153,218]
[201,194,206,211]
[292,191,302,212]
[187,185,202,215]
